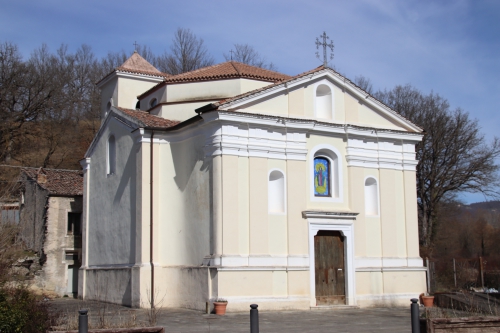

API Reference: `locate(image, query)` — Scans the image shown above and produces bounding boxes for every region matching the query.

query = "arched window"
[364,177,379,216]
[135,100,140,110]
[315,84,333,119]
[107,135,116,175]
[310,144,342,202]
[268,170,285,214]
[149,98,158,109]
[314,157,330,197]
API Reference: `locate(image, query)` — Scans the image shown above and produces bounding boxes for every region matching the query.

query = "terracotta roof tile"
[96,52,170,86]
[164,61,291,83]
[21,168,83,196]
[137,62,291,99]
[120,51,161,73]
[115,107,180,129]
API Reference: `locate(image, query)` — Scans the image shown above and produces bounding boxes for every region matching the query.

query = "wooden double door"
[314,230,346,305]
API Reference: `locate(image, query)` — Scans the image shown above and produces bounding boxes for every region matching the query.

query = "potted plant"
[421,293,434,307]
[213,297,228,315]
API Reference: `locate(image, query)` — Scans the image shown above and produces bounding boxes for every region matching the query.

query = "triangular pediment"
[211,67,422,133]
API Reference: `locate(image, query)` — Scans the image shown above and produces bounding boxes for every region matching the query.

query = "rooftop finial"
[133,41,139,53]
[229,49,234,61]
[315,32,334,67]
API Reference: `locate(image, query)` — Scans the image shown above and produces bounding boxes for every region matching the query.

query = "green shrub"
[0,286,55,333]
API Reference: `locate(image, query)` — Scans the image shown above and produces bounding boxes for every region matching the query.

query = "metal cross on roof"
[229,49,234,61]
[315,32,334,67]
[133,41,139,52]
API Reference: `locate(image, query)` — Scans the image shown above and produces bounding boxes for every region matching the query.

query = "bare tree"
[376,85,500,248]
[223,44,277,71]
[157,28,214,75]
[354,75,373,95]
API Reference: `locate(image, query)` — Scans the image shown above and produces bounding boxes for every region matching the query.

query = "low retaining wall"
[422,317,500,333]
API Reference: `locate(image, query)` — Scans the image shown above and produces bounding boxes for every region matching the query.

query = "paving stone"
[49,298,413,332]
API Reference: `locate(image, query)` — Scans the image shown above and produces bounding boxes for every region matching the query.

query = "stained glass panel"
[314,157,330,196]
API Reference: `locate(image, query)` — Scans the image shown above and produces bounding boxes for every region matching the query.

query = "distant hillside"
[468,201,500,211]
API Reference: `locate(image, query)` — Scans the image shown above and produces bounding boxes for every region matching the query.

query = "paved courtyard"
[50,298,414,332]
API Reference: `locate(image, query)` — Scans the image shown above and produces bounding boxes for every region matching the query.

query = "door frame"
[305,211,356,306]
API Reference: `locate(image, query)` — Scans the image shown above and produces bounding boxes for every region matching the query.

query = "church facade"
[79,52,426,310]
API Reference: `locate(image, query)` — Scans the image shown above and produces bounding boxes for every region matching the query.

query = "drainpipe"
[150,130,155,309]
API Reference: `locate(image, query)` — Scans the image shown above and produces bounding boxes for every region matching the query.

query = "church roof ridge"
[137,61,291,99]
[163,61,291,83]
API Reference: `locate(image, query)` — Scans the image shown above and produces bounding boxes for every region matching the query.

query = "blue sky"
[1,0,499,203]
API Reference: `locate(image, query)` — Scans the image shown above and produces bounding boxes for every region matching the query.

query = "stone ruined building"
[19,168,83,296]
[80,52,426,311]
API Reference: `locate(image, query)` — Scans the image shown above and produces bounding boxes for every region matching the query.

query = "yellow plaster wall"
[238,157,250,255]
[356,271,383,295]
[156,136,211,266]
[267,159,287,255]
[357,103,405,130]
[382,271,427,294]
[166,80,241,102]
[249,158,269,254]
[219,271,273,296]
[243,92,289,116]
[286,160,308,255]
[240,79,272,93]
[222,155,239,254]
[349,167,366,257]
[404,171,420,258]
[333,84,345,123]
[288,86,304,117]
[379,169,407,258]
[118,78,158,111]
[288,271,309,296]
[158,101,220,121]
[303,85,314,118]
[344,93,359,123]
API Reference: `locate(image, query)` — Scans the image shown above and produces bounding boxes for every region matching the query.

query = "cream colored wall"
[286,160,308,255]
[166,80,241,103]
[379,169,408,258]
[156,101,217,122]
[240,79,271,93]
[404,170,420,259]
[249,158,269,254]
[156,135,211,266]
[118,77,158,110]
[243,92,289,116]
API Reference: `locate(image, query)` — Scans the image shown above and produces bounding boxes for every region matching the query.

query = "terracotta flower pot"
[214,301,228,315]
[422,295,434,307]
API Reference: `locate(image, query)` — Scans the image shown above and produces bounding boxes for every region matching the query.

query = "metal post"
[480,256,484,289]
[411,298,420,333]
[453,258,457,288]
[78,309,88,333]
[250,304,259,333]
[426,257,431,294]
